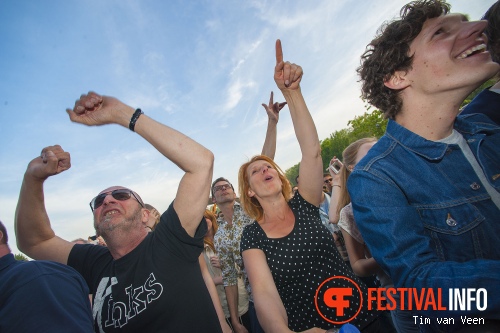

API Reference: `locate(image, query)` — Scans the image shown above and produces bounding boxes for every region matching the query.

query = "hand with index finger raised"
[274,39,303,91]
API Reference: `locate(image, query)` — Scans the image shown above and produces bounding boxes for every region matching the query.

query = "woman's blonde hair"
[238,155,292,221]
[203,210,218,252]
[336,137,378,217]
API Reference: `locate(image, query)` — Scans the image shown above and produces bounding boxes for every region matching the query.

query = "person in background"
[323,173,334,196]
[202,210,250,331]
[144,203,161,231]
[336,138,417,333]
[15,91,222,332]
[72,238,89,244]
[0,220,93,333]
[353,1,500,331]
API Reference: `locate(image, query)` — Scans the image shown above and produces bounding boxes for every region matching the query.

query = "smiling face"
[397,14,499,99]
[92,186,146,237]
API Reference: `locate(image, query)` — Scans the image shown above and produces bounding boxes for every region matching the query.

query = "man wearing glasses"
[323,174,334,196]
[15,92,221,332]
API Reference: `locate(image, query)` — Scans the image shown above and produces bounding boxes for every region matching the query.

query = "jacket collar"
[385,114,499,161]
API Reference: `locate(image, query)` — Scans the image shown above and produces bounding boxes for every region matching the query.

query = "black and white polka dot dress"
[240,192,379,331]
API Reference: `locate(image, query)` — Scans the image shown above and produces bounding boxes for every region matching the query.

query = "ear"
[348,165,355,172]
[142,208,150,224]
[247,188,256,198]
[384,70,411,90]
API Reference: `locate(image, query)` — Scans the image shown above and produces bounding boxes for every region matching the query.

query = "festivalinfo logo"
[315,276,488,325]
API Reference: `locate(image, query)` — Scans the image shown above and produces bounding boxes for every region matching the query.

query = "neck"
[217,201,235,223]
[395,92,463,141]
[104,230,148,260]
[259,194,289,223]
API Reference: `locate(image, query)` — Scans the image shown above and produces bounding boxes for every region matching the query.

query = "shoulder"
[240,221,263,251]
[289,191,320,212]
[462,88,500,122]
[156,201,207,241]
[2,258,88,292]
[338,204,355,230]
[455,113,500,131]
[234,203,254,225]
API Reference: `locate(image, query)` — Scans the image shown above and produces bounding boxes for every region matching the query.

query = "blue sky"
[0,0,494,255]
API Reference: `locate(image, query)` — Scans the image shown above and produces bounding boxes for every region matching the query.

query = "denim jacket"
[348,114,500,327]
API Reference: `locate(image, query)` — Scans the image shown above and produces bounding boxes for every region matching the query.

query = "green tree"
[285,108,389,178]
[14,253,29,261]
[320,128,352,171]
[285,162,300,186]
[347,108,387,140]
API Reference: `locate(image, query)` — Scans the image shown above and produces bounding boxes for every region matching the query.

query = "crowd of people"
[1,0,499,332]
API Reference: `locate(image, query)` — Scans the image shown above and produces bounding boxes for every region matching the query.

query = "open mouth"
[457,43,486,59]
[265,176,273,181]
[104,210,119,217]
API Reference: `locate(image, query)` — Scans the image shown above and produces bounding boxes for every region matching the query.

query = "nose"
[101,193,116,206]
[460,20,488,40]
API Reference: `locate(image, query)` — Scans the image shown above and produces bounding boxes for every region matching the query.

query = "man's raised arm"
[15,145,75,264]
[66,92,214,237]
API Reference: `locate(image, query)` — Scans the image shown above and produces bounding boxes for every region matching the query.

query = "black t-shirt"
[240,192,379,331]
[68,202,222,333]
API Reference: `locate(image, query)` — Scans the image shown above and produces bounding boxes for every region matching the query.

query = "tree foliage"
[285,109,387,184]
[347,108,387,139]
[14,253,29,261]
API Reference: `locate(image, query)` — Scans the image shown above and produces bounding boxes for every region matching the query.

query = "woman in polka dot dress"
[239,40,382,333]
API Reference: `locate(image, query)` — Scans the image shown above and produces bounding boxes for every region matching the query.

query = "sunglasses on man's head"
[89,189,143,212]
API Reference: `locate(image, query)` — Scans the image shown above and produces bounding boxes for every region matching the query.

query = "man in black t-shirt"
[15,92,221,332]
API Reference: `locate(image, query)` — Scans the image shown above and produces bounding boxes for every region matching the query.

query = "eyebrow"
[422,13,469,39]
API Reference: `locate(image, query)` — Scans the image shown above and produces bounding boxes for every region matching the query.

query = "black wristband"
[129,108,143,132]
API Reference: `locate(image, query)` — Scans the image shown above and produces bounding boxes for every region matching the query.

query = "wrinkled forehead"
[248,159,269,171]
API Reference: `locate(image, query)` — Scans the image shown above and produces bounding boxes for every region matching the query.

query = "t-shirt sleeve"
[240,222,262,253]
[67,244,112,290]
[153,201,206,262]
[289,191,321,215]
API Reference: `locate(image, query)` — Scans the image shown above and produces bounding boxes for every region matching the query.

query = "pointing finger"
[275,39,283,65]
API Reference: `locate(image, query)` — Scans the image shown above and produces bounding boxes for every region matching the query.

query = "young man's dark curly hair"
[484,1,500,64]
[357,0,451,120]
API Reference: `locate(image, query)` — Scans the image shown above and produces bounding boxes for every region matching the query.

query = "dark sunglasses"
[89,189,143,212]
[324,178,333,184]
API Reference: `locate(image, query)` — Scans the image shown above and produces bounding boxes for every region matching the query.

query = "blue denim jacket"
[348,114,500,330]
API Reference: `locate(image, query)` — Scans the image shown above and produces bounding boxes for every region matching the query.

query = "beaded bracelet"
[129,108,143,132]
